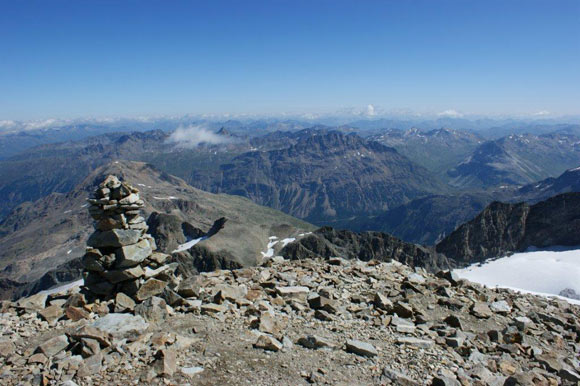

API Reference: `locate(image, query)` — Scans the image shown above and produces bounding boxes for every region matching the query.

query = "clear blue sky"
[1,0,579,120]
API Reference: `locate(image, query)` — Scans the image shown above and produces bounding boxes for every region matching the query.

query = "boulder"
[345,339,378,357]
[90,313,149,339]
[115,239,152,268]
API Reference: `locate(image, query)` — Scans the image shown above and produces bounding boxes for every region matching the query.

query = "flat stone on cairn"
[82,175,175,302]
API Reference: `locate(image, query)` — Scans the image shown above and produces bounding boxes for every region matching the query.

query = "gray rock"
[396,337,434,348]
[17,292,47,311]
[135,278,168,301]
[91,313,149,338]
[393,301,413,318]
[254,335,283,351]
[374,292,393,310]
[153,348,176,377]
[275,286,309,300]
[213,284,248,303]
[345,339,378,357]
[114,292,136,312]
[490,300,511,314]
[135,296,168,322]
[297,335,335,350]
[115,239,152,268]
[87,229,142,248]
[101,265,145,283]
[37,335,69,357]
[471,302,492,318]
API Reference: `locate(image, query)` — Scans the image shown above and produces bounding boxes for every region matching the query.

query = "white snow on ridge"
[455,247,580,304]
[153,196,178,200]
[261,237,279,258]
[38,279,84,296]
[173,236,207,253]
[280,238,296,248]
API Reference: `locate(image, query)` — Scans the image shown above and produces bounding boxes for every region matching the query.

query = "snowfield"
[455,247,580,305]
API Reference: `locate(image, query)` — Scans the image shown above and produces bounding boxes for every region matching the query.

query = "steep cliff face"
[436,192,580,264]
[281,226,451,272]
[521,193,580,248]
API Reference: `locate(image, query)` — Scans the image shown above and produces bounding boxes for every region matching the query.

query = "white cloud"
[533,110,551,116]
[437,109,464,118]
[166,125,235,148]
[366,104,376,116]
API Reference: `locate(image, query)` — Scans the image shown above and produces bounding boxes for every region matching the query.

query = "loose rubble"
[1,256,579,385]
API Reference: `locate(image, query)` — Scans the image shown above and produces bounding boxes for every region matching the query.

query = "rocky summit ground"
[1,257,579,385]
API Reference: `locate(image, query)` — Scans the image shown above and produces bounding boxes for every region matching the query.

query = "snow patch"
[280,238,296,248]
[455,247,580,304]
[153,196,178,200]
[38,279,84,296]
[172,236,207,253]
[66,249,72,255]
[261,238,279,258]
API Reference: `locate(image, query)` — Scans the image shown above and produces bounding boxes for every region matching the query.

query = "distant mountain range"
[2,115,579,159]
[1,124,580,250]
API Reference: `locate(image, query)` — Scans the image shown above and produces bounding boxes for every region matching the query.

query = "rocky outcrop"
[436,192,580,264]
[81,175,175,301]
[282,226,451,272]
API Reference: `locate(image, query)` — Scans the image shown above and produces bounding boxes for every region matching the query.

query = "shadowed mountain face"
[206,131,446,223]
[0,161,314,294]
[447,133,580,189]
[435,192,580,264]
[344,193,494,245]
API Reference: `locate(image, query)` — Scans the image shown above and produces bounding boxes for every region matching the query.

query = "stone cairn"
[81,175,177,306]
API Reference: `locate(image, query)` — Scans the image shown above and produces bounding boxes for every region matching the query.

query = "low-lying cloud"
[166,125,235,148]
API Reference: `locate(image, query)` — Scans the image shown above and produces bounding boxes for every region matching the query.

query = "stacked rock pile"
[82,175,176,303]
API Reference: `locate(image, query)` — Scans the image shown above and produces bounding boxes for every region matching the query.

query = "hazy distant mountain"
[513,165,580,203]
[0,130,171,219]
[447,133,580,189]
[204,130,446,224]
[369,128,484,175]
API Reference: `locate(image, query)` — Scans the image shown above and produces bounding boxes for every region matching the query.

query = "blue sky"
[1,0,579,120]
